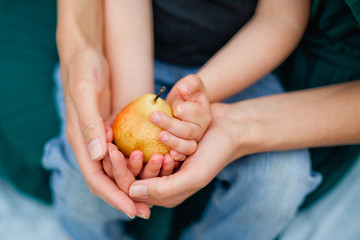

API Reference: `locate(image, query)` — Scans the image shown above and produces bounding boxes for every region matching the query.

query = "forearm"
[104,0,153,112]
[57,0,104,69]
[198,0,310,102]
[228,80,360,159]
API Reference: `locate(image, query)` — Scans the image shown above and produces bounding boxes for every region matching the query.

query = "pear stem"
[154,86,166,103]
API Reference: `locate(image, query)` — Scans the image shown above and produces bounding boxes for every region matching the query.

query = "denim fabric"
[279,155,360,240]
[43,60,321,240]
[0,179,68,240]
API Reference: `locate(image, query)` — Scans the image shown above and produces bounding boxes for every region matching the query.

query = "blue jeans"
[43,60,321,240]
[279,154,360,240]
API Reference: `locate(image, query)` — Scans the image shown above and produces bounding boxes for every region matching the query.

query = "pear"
[112,87,173,163]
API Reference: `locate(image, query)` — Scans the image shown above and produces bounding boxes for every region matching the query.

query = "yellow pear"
[112,87,173,163]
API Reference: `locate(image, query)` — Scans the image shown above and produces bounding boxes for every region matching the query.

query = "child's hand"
[103,126,175,183]
[103,144,175,181]
[150,74,211,161]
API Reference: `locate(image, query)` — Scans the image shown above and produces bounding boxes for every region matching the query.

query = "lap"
[44,62,318,240]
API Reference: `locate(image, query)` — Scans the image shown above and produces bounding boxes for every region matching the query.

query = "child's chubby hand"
[150,74,212,161]
[102,124,175,183]
[102,74,211,183]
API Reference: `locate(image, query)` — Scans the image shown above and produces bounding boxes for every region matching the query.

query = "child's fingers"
[105,125,113,143]
[170,149,187,161]
[151,111,201,140]
[168,74,206,103]
[102,153,114,180]
[159,154,175,177]
[174,160,182,169]
[159,131,197,156]
[172,100,211,133]
[139,154,164,179]
[127,150,144,177]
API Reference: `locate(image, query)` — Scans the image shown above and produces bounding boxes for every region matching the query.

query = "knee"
[248,150,321,220]
[217,150,321,221]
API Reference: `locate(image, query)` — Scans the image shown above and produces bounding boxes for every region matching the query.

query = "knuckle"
[67,77,84,97]
[66,125,76,145]
[182,126,195,139]
[188,74,202,90]
[188,140,198,154]
[88,185,97,196]
[204,112,212,126]
[169,135,181,150]
[154,181,168,201]
[79,116,98,140]
[173,153,186,161]
[163,115,174,131]
[182,140,197,155]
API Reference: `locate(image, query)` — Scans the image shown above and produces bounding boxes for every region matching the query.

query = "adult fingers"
[129,168,201,208]
[107,144,152,219]
[68,76,107,161]
[67,110,138,218]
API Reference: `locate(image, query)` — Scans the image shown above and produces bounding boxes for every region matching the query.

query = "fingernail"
[175,105,183,116]
[126,213,135,219]
[151,112,161,123]
[136,213,149,220]
[88,138,103,160]
[179,82,190,94]
[129,185,148,198]
[153,158,163,165]
[109,149,116,165]
[133,154,142,161]
[171,150,179,158]
[160,133,169,142]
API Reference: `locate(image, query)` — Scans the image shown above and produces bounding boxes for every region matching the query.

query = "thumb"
[73,86,107,161]
[175,74,207,102]
[129,169,200,207]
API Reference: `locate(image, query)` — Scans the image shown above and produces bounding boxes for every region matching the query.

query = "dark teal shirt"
[0,0,59,203]
[277,0,360,208]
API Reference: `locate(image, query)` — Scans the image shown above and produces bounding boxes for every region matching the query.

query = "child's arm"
[198,0,310,102]
[104,0,154,112]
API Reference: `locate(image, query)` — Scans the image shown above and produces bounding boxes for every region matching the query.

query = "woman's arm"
[129,80,360,207]
[230,80,360,159]
[198,0,310,102]
[57,0,150,218]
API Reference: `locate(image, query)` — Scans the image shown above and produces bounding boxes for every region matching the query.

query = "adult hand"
[128,103,243,207]
[61,48,150,218]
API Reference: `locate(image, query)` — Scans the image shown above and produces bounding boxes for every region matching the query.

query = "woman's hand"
[128,103,242,207]
[61,48,150,219]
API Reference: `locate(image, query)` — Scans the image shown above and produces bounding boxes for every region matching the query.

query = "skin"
[129,80,360,207]
[57,0,150,219]
[198,0,310,102]
[58,0,311,219]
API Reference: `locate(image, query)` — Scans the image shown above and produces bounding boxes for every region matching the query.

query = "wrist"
[223,100,269,160]
[57,0,104,66]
